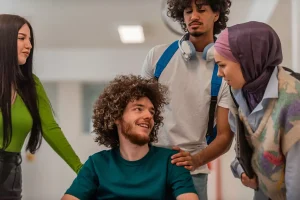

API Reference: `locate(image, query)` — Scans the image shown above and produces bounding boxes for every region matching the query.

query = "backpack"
[154,41,222,145]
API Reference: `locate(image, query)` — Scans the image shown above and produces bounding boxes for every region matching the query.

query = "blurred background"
[1,0,299,199]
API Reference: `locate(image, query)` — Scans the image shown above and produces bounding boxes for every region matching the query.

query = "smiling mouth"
[137,123,150,129]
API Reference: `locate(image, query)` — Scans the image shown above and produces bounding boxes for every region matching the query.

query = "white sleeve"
[230,157,245,179]
[217,81,231,109]
[141,47,156,79]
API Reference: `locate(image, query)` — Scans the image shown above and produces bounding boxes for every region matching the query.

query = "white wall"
[268,0,293,70]
[291,0,300,72]
[33,47,151,82]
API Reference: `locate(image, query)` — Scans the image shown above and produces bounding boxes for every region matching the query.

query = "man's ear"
[214,11,220,22]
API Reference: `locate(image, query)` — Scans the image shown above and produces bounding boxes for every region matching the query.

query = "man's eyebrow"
[132,103,155,112]
[132,103,144,107]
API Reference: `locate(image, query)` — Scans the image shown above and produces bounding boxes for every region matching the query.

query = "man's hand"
[171,146,197,171]
[241,173,258,190]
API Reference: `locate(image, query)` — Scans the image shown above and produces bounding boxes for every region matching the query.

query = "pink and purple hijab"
[215,21,283,111]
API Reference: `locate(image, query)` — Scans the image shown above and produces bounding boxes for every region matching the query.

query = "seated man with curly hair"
[61,75,198,200]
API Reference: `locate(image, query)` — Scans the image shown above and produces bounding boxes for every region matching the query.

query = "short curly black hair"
[167,0,232,35]
[92,75,168,149]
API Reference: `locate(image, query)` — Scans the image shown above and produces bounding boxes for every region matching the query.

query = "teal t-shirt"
[65,146,196,200]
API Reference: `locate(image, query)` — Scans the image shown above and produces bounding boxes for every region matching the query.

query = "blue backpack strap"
[154,40,179,79]
[211,63,222,97]
[206,63,222,144]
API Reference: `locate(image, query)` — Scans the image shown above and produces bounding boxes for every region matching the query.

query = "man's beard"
[188,30,204,37]
[120,120,150,146]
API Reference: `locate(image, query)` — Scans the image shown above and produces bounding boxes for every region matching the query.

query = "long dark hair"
[0,14,43,153]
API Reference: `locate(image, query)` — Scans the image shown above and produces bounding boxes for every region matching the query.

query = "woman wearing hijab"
[214,21,300,200]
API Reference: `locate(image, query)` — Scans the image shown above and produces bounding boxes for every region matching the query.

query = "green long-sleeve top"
[0,75,82,173]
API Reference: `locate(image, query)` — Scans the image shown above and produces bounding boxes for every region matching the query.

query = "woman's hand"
[241,173,258,190]
[26,152,35,162]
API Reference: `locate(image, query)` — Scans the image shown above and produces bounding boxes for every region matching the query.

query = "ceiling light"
[118,25,145,44]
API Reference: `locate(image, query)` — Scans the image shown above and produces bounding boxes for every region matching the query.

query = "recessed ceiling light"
[118,25,145,44]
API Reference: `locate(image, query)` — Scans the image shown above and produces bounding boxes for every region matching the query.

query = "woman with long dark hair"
[0,14,82,199]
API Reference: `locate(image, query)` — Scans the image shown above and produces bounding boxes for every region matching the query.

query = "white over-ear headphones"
[178,33,215,62]
[178,33,196,61]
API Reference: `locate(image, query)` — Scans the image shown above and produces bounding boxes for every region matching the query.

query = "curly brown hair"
[167,0,232,35]
[92,75,168,148]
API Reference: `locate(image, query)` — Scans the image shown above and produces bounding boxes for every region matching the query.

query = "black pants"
[0,151,22,200]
